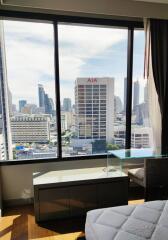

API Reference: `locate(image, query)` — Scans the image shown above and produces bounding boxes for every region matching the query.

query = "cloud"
[4,21,145,107]
[58,24,128,103]
[4,20,53,42]
[58,24,128,81]
[3,20,128,107]
[4,20,55,107]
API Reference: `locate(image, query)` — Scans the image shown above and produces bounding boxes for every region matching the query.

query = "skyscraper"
[8,89,12,116]
[75,77,114,144]
[38,84,45,108]
[63,98,72,112]
[133,80,140,110]
[114,96,123,114]
[38,84,54,115]
[19,100,27,112]
[44,94,54,115]
[49,98,54,113]
[144,83,148,103]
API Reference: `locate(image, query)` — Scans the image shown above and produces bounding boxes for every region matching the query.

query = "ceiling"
[1,0,168,6]
[134,0,168,3]
[1,0,168,20]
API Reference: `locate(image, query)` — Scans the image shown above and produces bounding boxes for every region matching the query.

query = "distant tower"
[12,104,17,113]
[144,83,148,103]
[49,98,54,113]
[44,94,54,115]
[133,80,140,110]
[8,89,12,116]
[38,84,54,115]
[114,96,123,114]
[44,93,49,114]
[63,98,72,112]
[38,84,45,108]
[19,100,27,112]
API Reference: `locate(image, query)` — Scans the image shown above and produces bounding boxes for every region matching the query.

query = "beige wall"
[1,0,168,19]
[1,159,106,201]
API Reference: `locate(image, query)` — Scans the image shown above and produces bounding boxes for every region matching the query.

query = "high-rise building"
[131,127,152,148]
[38,84,54,115]
[21,104,37,114]
[8,89,12,116]
[135,102,149,126]
[61,111,75,132]
[19,100,27,112]
[114,125,152,149]
[74,77,114,146]
[11,114,50,143]
[144,83,148,103]
[114,96,123,114]
[12,104,17,113]
[44,94,54,115]
[133,80,140,110]
[63,98,72,112]
[38,84,45,108]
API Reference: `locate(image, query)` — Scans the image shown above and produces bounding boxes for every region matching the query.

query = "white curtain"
[144,19,161,153]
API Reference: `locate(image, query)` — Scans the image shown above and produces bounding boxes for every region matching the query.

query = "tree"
[106,143,119,150]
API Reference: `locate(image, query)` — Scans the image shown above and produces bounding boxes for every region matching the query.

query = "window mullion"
[54,22,62,159]
[125,28,134,149]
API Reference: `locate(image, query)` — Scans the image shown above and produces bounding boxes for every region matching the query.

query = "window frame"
[0,9,143,165]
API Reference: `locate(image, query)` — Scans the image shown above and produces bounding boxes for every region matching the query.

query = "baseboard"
[4,197,33,207]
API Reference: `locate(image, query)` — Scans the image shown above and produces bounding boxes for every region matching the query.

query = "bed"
[85,200,168,240]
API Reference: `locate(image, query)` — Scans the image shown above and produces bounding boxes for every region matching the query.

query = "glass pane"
[131,30,153,149]
[0,23,7,160]
[2,20,57,160]
[58,23,128,156]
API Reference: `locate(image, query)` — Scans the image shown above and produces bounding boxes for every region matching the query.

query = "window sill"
[0,154,107,166]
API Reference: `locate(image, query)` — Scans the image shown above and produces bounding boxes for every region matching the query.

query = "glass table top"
[108,148,167,160]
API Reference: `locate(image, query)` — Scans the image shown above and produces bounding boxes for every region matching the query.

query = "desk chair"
[128,158,168,201]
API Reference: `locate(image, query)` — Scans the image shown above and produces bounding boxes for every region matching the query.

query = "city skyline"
[0,19,153,160]
[15,79,147,113]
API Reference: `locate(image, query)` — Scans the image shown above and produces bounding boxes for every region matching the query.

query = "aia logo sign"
[87,78,97,83]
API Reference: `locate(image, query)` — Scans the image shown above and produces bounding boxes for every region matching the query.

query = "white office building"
[114,125,153,148]
[61,111,75,132]
[11,115,50,143]
[131,127,153,148]
[73,77,114,147]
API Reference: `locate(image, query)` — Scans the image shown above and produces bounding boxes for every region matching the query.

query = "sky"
[3,20,146,109]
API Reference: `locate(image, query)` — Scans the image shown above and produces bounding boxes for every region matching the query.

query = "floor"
[0,199,144,240]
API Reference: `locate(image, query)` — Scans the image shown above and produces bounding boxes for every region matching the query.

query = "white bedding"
[85,200,168,240]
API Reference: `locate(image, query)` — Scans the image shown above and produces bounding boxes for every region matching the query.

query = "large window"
[1,20,57,160]
[0,15,145,162]
[58,24,128,156]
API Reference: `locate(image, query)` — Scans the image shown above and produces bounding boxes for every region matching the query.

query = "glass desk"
[108,148,168,201]
[107,148,166,173]
[108,148,166,160]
